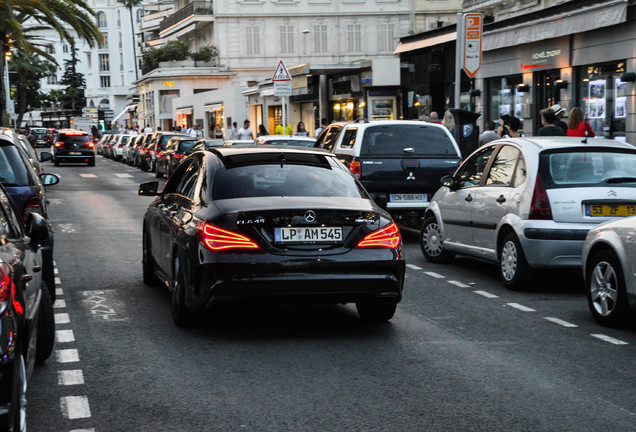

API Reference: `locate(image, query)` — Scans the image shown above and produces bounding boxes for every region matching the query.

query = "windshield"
[212,162,365,200]
[179,140,197,152]
[540,149,636,187]
[0,142,35,187]
[361,124,457,156]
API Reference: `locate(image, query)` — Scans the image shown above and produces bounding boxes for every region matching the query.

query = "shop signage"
[521,37,570,71]
[462,13,482,78]
[273,60,292,96]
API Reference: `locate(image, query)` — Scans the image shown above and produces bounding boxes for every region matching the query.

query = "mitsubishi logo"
[407,171,416,181]
[608,190,618,197]
[304,210,316,223]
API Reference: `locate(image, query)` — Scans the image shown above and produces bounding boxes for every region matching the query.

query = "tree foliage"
[141,41,218,74]
[9,50,56,127]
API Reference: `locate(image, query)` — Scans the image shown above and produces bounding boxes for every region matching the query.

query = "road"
[28,154,636,432]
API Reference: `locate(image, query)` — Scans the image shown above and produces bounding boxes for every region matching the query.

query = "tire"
[499,233,530,290]
[11,354,27,432]
[88,159,95,167]
[142,230,159,286]
[356,302,397,322]
[420,216,454,263]
[172,254,193,327]
[586,249,631,327]
[35,284,55,364]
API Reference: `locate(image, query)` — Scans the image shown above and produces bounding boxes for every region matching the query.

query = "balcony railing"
[159,1,214,33]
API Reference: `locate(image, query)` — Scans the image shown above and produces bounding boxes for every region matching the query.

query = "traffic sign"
[463,13,482,78]
[274,81,292,96]
[272,60,291,82]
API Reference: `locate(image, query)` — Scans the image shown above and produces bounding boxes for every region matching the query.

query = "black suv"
[53,130,96,166]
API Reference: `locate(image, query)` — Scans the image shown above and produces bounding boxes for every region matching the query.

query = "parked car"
[190,139,226,153]
[111,134,131,161]
[139,146,405,326]
[0,128,59,304]
[316,120,461,227]
[96,133,114,155]
[53,129,96,166]
[137,134,157,170]
[155,136,198,178]
[144,132,189,172]
[27,127,49,148]
[420,137,636,290]
[0,183,55,431]
[16,134,41,173]
[582,216,636,327]
[223,139,253,146]
[253,135,316,147]
[122,134,140,164]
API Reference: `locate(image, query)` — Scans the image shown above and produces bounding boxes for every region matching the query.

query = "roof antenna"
[581,130,588,144]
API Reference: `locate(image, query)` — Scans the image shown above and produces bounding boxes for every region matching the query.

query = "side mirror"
[441,175,455,189]
[40,173,60,186]
[139,181,160,196]
[25,212,49,248]
[39,151,53,162]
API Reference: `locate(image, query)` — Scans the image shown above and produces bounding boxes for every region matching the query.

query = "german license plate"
[69,152,82,155]
[275,227,343,243]
[390,193,427,202]
[585,204,636,217]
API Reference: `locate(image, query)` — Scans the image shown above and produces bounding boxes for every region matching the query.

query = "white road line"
[58,370,84,386]
[55,330,75,343]
[55,277,61,285]
[79,174,96,178]
[70,429,95,432]
[473,290,499,299]
[54,268,59,274]
[53,299,66,309]
[544,317,578,328]
[506,303,536,312]
[56,288,63,296]
[448,280,470,288]
[424,271,445,279]
[115,173,133,178]
[56,349,80,363]
[406,264,422,270]
[591,334,628,345]
[54,313,70,324]
[60,396,91,419]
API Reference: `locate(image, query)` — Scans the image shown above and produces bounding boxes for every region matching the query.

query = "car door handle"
[21,274,33,282]
[465,194,473,202]
[496,195,506,203]
[32,266,42,273]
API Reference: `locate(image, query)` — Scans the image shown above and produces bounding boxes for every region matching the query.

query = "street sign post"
[272,60,292,134]
[462,13,483,78]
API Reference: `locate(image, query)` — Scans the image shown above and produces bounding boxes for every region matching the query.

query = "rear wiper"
[606,177,636,184]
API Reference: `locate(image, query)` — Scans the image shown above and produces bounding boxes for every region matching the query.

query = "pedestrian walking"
[498,114,512,137]
[230,122,239,139]
[315,118,327,137]
[551,104,568,133]
[295,122,309,136]
[537,108,566,136]
[214,124,224,139]
[478,120,500,146]
[508,116,523,137]
[442,110,455,136]
[566,107,595,137]
[275,123,292,135]
[238,120,253,140]
[429,111,442,124]
[257,124,268,137]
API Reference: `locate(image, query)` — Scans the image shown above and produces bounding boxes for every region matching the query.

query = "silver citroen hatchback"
[421,137,636,290]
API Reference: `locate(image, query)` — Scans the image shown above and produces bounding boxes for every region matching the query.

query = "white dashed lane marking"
[55,330,75,343]
[56,288,63,296]
[115,173,133,178]
[424,271,445,279]
[56,349,80,363]
[406,264,423,270]
[53,299,66,308]
[447,280,470,288]
[506,303,536,312]
[79,174,96,178]
[60,396,92,419]
[591,334,628,345]
[544,317,578,328]
[58,370,85,386]
[54,313,70,324]
[473,290,499,299]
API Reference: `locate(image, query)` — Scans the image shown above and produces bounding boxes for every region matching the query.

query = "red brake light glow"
[198,223,259,251]
[0,263,21,315]
[174,153,185,159]
[529,175,553,220]
[54,141,64,147]
[357,222,401,249]
[350,160,361,179]
[87,141,95,149]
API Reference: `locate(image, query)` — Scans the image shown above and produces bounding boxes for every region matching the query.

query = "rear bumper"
[55,152,95,163]
[517,221,596,268]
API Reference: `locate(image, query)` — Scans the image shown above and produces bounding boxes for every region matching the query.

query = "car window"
[163,160,192,194]
[542,150,636,187]
[360,124,457,156]
[339,128,357,149]
[485,145,521,187]
[322,126,343,152]
[212,159,366,200]
[0,142,35,187]
[177,162,200,199]
[454,145,496,188]
[178,140,196,152]
[513,155,527,188]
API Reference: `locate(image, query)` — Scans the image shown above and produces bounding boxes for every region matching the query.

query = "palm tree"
[117,0,142,80]
[0,0,102,126]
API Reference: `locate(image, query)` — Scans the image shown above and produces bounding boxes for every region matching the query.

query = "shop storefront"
[204,103,225,138]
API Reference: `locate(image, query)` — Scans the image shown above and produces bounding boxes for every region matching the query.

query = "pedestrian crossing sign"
[272,60,292,82]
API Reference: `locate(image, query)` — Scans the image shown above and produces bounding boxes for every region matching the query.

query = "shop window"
[577,61,626,140]
[487,76,524,124]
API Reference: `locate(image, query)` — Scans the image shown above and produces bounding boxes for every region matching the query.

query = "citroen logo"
[608,190,617,197]
[304,210,316,223]
[407,171,416,181]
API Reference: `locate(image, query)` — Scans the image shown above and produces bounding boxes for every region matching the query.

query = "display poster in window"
[371,99,394,120]
[514,92,524,118]
[615,78,627,119]
[587,80,606,119]
[498,89,511,116]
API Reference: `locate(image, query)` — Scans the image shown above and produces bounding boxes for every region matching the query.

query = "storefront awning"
[204,103,223,111]
[175,106,193,115]
[112,104,136,123]
[483,0,627,51]
[394,32,456,54]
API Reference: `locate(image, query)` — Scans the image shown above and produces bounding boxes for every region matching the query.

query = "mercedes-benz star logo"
[304,210,316,223]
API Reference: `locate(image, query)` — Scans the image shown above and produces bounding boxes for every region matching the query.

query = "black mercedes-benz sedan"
[139,146,405,326]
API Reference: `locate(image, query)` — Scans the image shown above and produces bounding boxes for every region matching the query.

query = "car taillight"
[174,153,184,159]
[350,159,361,179]
[529,175,553,220]
[87,141,95,149]
[54,141,64,147]
[0,262,21,315]
[198,223,259,251]
[23,197,41,225]
[357,222,401,249]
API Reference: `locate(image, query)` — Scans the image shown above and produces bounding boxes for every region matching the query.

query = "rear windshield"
[540,149,636,187]
[212,162,365,200]
[59,134,90,146]
[159,134,182,149]
[31,129,47,137]
[260,139,312,147]
[360,125,457,156]
[178,140,196,151]
[0,143,35,187]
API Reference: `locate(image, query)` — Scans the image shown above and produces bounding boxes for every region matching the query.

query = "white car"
[421,137,636,290]
[582,216,636,327]
[112,134,131,161]
[253,135,316,147]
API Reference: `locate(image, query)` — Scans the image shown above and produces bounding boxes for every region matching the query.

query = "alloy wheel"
[590,261,618,317]
[500,240,518,282]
